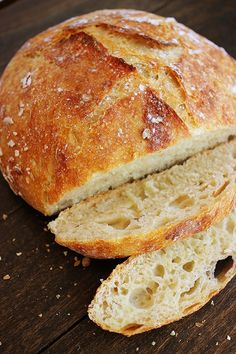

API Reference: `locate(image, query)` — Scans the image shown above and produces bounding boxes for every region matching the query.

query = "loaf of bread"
[88,209,236,335]
[0,9,236,215]
[49,139,236,258]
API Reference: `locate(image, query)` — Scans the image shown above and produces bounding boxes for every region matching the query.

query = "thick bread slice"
[49,139,236,258]
[1,9,236,215]
[88,210,236,335]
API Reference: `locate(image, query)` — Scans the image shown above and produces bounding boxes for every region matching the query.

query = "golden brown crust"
[55,187,236,258]
[0,9,236,214]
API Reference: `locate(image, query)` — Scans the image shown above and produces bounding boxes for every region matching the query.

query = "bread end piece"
[88,211,236,335]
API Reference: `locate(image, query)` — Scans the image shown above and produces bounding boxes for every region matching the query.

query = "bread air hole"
[146,281,159,294]
[137,186,147,201]
[212,180,229,197]
[121,287,128,295]
[214,256,234,282]
[172,256,181,263]
[181,278,200,297]
[105,217,131,230]
[102,301,109,311]
[154,264,165,277]
[170,195,194,209]
[226,219,235,233]
[183,260,195,272]
[129,288,154,309]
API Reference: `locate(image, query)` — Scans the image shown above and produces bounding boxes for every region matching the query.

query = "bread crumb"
[67,313,71,316]
[3,274,10,280]
[136,347,139,351]
[74,259,81,267]
[14,150,20,157]
[63,251,68,256]
[38,313,43,317]
[195,320,205,328]
[59,266,63,270]
[227,335,231,341]
[2,214,8,220]
[56,294,61,299]
[151,341,156,346]
[211,300,214,306]
[16,252,22,256]
[49,267,53,271]
[0,147,3,157]
[100,279,104,283]
[216,342,219,346]
[82,257,91,267]
[170,330,176,336]
[0,341,2,346]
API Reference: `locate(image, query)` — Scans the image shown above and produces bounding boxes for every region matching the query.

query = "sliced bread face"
[88,210,236,336]
[49,139,236,258]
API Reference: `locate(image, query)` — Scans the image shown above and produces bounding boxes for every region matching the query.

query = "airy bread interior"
[88,210,236,335]
[50,129,236,214]
[49,138,236,258]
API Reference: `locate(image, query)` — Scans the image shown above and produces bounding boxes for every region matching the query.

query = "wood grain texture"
[0,0,235,353]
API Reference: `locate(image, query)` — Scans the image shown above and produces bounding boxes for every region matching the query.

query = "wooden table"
[0,0,235,353]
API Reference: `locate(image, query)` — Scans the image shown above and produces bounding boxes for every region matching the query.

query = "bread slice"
[88,210,236,335]
[49,139,236,258]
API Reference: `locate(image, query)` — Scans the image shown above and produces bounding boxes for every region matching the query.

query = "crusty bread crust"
[54,188,236,258]
[0,9,236,214]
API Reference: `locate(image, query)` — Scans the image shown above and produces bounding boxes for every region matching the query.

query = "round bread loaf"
[0,9,236,215]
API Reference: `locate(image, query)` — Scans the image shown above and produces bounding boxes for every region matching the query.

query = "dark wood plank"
[0,0,235,353]
[0,174,23,216]
[0,205,122,353]
[45,279,236,354]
